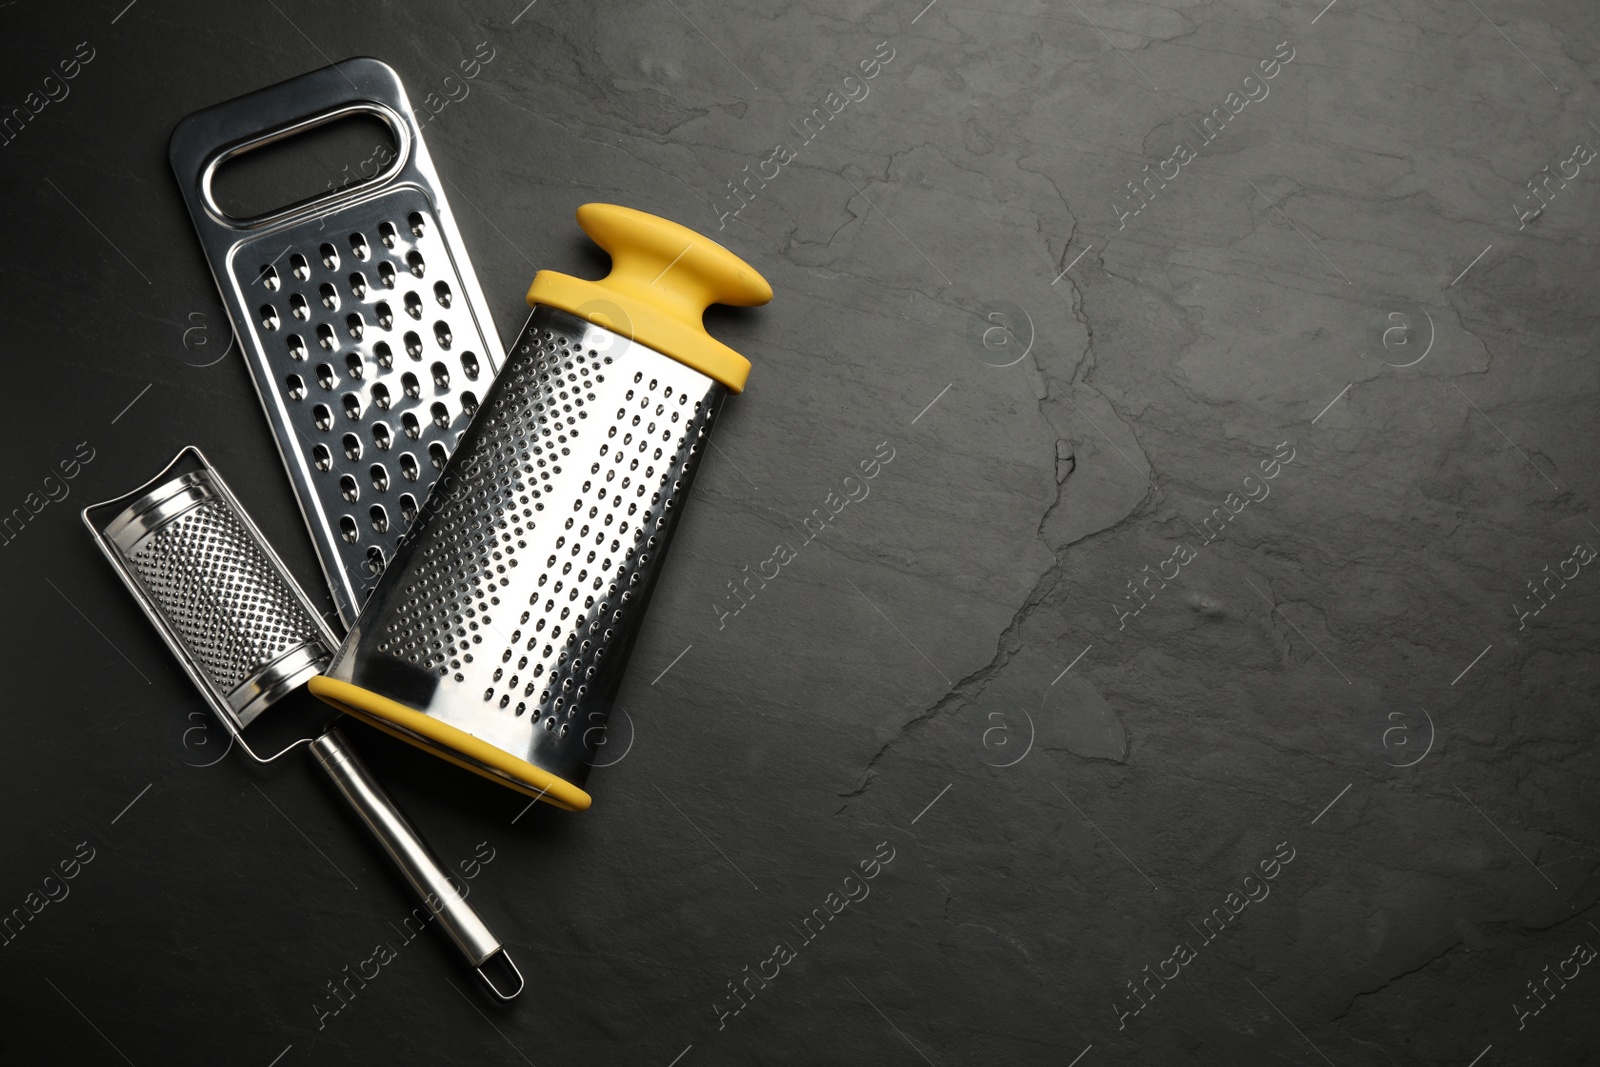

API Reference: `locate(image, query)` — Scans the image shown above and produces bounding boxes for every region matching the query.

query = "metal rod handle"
[308,728,524,1000]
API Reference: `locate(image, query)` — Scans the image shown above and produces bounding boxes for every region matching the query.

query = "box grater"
[170,57,506,628]
[311,204,771,813]
[83,447,523,998]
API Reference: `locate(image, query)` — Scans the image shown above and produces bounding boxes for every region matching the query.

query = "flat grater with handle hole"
[83,447,524,999]
[311,204,772,813]
[170,57,505,628]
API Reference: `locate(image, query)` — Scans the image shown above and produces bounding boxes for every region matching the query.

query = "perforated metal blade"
[170,57,505,627]
[82,447,339,760]
[322,306,723,797]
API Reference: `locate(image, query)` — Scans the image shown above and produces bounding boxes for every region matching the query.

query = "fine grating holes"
[378,261,396,288]
[349,232,369,260]
[400,453,419,481]
[379,221,397,249]
[431,401,450,429]
[370,464,390,492]
[431,361,450,390]
[373,422,392,449]
[312,443,332,471]
[370,505,389,533]
[401,413,421,440]
[287,334,306,361]
[434,281,452,308]
[340,515,359,543]
[461,352,480,379]
[373,341,393,368]
[342,433,362,461]
[290,253,309,281]
[434,321,452,349]
[408,211,426,237]
[319,242,339,271]
[406,250,425,277]
[316,363,335,390]
[404,291,423,320]
[285,373,306,400]
[340,474,359,503]
[312,404,333,431]
[345,352,364,380]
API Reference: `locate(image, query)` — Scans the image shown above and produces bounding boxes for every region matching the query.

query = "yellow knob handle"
[526,204,773,392]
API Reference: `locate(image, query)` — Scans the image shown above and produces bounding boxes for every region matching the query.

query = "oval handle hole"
[205,110,400,223]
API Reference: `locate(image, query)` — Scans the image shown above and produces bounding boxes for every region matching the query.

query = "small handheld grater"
[83,447,523,998]
[169,57,506,628]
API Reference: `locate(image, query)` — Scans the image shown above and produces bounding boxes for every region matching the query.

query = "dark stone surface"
[2,0,1598,1064]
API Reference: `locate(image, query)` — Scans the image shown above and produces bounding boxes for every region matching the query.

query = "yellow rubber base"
[308,676,592,812]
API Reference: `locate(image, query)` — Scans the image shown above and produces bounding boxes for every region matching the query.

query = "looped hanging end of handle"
[476,948,526,1001]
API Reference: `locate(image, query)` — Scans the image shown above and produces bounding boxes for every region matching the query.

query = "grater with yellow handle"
[311,204,771,812]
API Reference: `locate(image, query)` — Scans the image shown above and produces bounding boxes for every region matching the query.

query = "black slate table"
[3,1,1598,1064]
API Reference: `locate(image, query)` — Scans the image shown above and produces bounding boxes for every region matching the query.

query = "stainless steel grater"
[170,57,505,628]
[312,204,772,814]
[83,447,524,999]
[84,446,338,758]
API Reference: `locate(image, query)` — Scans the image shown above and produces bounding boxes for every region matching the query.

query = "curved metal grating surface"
[129,497,324,691]
[337,308,724,784]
